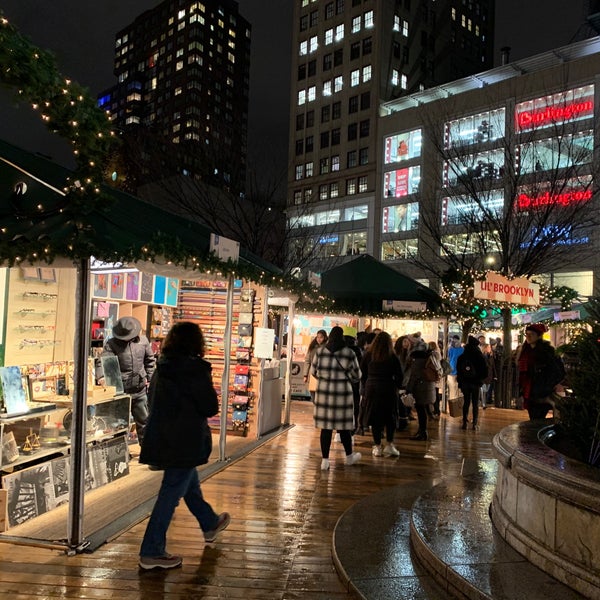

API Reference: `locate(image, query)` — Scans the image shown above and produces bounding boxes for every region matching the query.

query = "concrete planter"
[491,421,600,598]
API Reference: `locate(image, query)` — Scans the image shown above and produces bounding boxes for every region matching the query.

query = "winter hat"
[467,335,480,346]
[112,316,142,341]
[525,323,548,336]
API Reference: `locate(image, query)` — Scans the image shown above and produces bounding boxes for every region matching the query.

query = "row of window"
[294,146,369,180]
[298,10,374,56]
[292,175,370,205]
[297,65,371,105]
[294,119,370,155]
[295,92,370,131]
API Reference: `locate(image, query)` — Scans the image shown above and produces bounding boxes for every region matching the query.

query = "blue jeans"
[140,467,218,557]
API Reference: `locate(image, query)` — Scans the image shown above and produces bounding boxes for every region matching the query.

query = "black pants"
[320,429,353,458]
[415,404,428,433]
[462,386,480,424]
[371,412,396,445]
[527,400,552,420]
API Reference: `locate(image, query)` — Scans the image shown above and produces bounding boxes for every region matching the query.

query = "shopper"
[516,323,565,420]
[100,316,155,446]
[447,335,464,402]
[406,337,436,441]
[303,329,328,402]
[456,336,488,430]
[361,331,403,457]
[311,326,362,470]
[139,321,230,570]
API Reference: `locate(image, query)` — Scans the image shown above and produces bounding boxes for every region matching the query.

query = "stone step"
[333,458,587,599]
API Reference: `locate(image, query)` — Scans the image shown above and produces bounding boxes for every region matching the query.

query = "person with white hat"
[100,316,155,446]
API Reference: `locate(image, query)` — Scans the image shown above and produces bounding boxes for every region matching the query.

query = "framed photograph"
[21,267,40,280]
[38,268,56,283]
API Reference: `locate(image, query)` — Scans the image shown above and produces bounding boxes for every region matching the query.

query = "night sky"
[0,0,590,181]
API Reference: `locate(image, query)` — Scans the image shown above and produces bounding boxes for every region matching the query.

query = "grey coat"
[312,345,360,430]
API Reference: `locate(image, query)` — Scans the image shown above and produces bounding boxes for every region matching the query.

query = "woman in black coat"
[139,322,230,570]
[361,331,404,457]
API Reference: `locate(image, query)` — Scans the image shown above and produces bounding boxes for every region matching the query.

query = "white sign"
[210,233,240,263]
[382,300,427,312]
[554,310,580,322]
[473,272,540,306]
[254,327,275,359]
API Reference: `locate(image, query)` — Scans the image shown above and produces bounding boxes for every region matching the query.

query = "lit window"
[176,61,184,70]
[332,155,340,171]
[298,90,306,105]
[308,86,316,101]
[295,165,304,180]
[335,24,344,41]
[319,184,328,200]
[468,18,472,31]
[358,176,368,192]
[299,40,308,55]
[178,9,186,19]
[309,36,318,52]
[393,15,400,32]
[452,7,456,20]
[352,16,361,33]
[323,80,332,96]
[174,87,182,96]
[364,10,374,28]
[362,65,372,82]
[330,182,339,198]
[401,73,407,89]
[461,14,466,27]
[347,179,356,194]
[334,76,343,92]
[351,69,360,86]
[402,20,409,37]
[305,162,314,177]
[391,70,399,86]
[325,28,334,45]
[294,190,302,205]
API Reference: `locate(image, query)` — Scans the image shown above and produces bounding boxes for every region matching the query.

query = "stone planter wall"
[491,421,600,598]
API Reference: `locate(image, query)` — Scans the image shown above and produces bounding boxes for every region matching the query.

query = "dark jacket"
[456,339,488,389]
[360,352,403,426]
[101,335,155,395]
[140,354,219,468]
[517,340,565,402]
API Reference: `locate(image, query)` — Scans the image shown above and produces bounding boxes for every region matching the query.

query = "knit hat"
[525,323,547,336]
[467,335,480,346]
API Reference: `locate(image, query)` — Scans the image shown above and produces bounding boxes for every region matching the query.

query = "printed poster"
[140,272,154,303]
[166,278,179,307]
[126,272,140,301]
[110,273,124,299]
[153,276,166,305]
[93,274,108,298]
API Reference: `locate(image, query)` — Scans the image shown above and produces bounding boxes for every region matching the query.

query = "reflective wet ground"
[0,401,559,599]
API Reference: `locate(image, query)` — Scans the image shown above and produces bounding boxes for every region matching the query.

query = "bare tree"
[410,81,598,404]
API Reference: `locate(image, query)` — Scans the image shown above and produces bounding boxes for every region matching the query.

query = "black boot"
[461,420,468,430]
[409,430,428,441]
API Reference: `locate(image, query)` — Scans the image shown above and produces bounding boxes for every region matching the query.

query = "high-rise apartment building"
[99,0,251,193]
[286,0,495,275]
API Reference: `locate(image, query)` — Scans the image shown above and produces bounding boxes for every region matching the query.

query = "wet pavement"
[333,458,587,599]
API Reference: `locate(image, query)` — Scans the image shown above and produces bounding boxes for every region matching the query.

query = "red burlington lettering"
[517,100,593,129]
[517,189,592,210]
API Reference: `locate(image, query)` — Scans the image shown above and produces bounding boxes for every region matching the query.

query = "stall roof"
[320,254,442,313]
[0,139,280,279]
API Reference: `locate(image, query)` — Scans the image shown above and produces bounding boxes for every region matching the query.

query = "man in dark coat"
[100,316,155,445]
[456,335,488,430]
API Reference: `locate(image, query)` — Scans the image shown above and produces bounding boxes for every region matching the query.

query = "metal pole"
[67,258,91,552]
[218,274,234,460]
[283,301,295,425]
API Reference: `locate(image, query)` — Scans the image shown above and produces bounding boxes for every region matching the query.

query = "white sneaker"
[334,432,341,442]
[345,452,361,466]
[321,458,330,471]
[372,445,383,457]
[383,443,400,457]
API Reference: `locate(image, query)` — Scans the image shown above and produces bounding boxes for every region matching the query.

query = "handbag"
[401,392,415,408]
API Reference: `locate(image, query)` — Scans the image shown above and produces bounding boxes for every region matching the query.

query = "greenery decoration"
[554,299,600,467]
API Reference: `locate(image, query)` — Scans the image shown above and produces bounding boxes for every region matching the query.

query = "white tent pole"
[283,301,295,425]
[218,274,234,460]
[67,257,92,552]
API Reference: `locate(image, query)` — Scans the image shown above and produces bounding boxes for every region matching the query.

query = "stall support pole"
[218,273,235,461]
[283,301,295,425]
[67,258,92,553]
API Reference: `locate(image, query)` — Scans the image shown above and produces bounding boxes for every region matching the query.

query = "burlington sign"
[473,272,540,307]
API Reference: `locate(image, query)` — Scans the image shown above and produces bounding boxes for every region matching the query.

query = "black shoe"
[461,421,468,430]
[409,431,428,441]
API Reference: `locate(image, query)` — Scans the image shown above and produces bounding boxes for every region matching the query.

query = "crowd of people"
[307,323,566,464]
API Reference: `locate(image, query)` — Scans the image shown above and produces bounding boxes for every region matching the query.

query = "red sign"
[516,100,593,130]
[517,189,592,210]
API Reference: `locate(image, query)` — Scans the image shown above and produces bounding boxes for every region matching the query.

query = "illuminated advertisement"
[516,177,593,211]
[384,166,420,197]
[515,85,594,132]
[382,202,419,233]
[384,129,422,164]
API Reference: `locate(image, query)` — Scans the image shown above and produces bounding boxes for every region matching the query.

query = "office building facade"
[286,0,495,275]
[98,0,251,193]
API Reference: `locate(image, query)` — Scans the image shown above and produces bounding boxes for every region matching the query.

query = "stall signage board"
[254,328,275,359]
[210,233,240,263]
[554,310,580,321]
[382,300,427,312]
[473,272,539,306]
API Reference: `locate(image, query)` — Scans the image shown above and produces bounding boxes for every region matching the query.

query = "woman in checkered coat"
[311,326,362,471]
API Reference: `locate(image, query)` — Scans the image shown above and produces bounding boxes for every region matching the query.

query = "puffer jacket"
[102,335,155,394]
[140,354,219,468]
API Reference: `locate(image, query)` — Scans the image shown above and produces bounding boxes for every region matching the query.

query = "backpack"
[423,355,443,382]
[440,358,452,376]
[457,356,478,381]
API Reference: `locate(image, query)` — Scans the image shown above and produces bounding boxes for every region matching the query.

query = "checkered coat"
[311,346,361,430]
